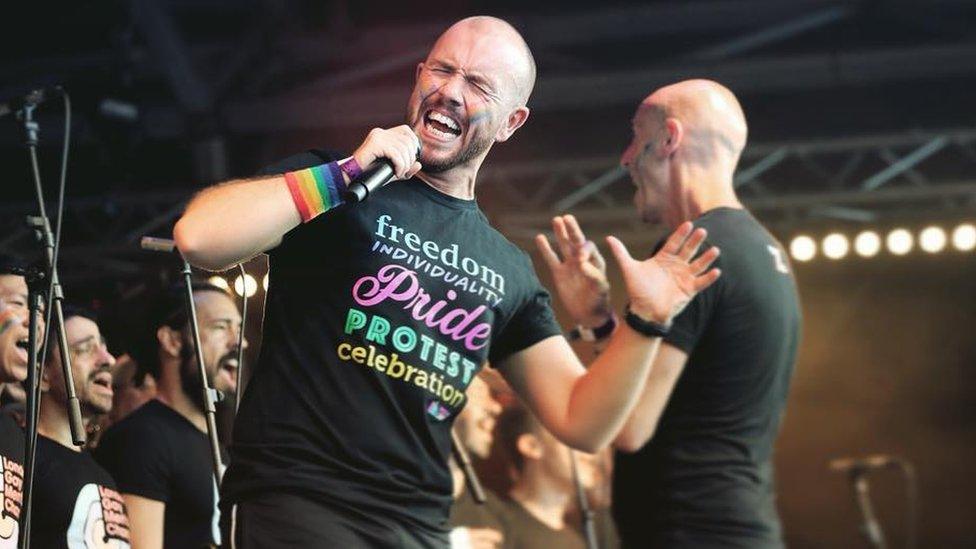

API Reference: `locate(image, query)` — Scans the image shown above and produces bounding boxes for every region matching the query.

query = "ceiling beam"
[166,43,976,135]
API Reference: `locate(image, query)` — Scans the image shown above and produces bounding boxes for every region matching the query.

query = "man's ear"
[516,432,543,461]
[495,106,530,143]
[415,62,425,82]
[662,118,683,158]
[157,326,182,359]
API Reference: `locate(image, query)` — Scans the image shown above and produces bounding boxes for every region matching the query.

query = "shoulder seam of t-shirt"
[663,251,724,353]
[103,401,180,462]
[100,402,177,501]
[308,148,340,164]
[406,179,480,210]
[699,206,748,221]
[115,483,169,503]
[255,149,342,177]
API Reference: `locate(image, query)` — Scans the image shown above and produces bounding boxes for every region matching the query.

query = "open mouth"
[218,357,239,386]
[423,109,462,141]
[91,371,113,392]
[14,338,29,363]
[220,357,239,374]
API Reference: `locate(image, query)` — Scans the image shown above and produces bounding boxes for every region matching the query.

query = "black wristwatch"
[623,303,671,338]
[579,314,618,342]
[568,313,618,342]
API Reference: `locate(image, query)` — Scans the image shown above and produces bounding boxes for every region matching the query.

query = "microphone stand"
[140,238,224,482]
[18,96,86,549]
[450,429,486,504]
[180,260,225,481]
[849,470,887,549]
[233,264,247,413]
[569,450,599,549]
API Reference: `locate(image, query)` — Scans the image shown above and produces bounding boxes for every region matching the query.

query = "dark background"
[3,1,975,546]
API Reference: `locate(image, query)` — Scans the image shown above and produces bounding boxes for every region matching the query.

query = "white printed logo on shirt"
[0,456,23,548]
[65,484,131,548]
[767,245,790,274]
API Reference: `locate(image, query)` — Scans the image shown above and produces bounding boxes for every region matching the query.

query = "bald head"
[622,79,748,225]
[638,79,748,167]
[431,16,536,106]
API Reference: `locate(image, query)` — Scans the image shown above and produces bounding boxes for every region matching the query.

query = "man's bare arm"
[174,126,421,271]
[499,222,720,452]
[174,175,298,271]
[498,327,662,453]
[613,343,689,452]
[122,493,165,549]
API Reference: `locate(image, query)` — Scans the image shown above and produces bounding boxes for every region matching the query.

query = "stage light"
[853,231,881,258]
[886,228,913,256]
[234,274,258,297]
[919,226,946,254]
[952,223,976,252]
[790,235,816,262]
[822,233,849,260]
[208,276,229,291]
[263,273,269,291]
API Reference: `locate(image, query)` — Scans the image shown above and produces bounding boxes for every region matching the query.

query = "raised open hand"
[606,221,721,325]
[535,215,612,327]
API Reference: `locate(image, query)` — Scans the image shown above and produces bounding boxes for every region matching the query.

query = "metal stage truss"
[3,126,975,282]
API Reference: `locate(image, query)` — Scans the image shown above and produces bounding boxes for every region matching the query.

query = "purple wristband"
[340,157,363,181]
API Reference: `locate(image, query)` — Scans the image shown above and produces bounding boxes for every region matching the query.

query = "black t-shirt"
[613,208,801,549]
[449,486,506,533]
[592,507,621,549]
[95,400,220,549]
[496,497,586,549]
[222,151,562,533]
[0,414,24,545]
[32,435,131,548]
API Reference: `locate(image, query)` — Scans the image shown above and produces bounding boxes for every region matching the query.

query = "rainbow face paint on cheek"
[467,108,490,125]
[0,309,18,334]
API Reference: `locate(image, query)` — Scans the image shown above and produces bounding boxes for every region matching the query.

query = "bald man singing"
[537,80,801,548]
[176,18,720,548]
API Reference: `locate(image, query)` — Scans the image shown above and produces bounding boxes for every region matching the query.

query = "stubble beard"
[407,107,494,174]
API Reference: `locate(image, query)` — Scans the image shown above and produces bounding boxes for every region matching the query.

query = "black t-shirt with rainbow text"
[221,151,562,533]
[0,413,24,546]
[32,435,131,548]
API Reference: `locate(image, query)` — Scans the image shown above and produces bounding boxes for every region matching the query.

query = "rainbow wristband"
[339,157,363,181]
[283,162,346,223]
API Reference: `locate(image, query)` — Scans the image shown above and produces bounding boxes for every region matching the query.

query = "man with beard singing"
[96,283,244,548]
[33,307,132,548]
[175,16,720,548]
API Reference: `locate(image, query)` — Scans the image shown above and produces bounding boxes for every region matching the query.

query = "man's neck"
[450,459,466,499]
[37,395,81,451]
[671,166,743,226]
[509,472,572,530]
[156,364,207,433]
[415,159,483,201]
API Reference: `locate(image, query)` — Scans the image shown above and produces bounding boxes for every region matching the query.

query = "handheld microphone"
[342,136,422,203]
[342,160,396,203]
[140,236,177,253]
[829,454,899,475]
[0,85,63,119]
